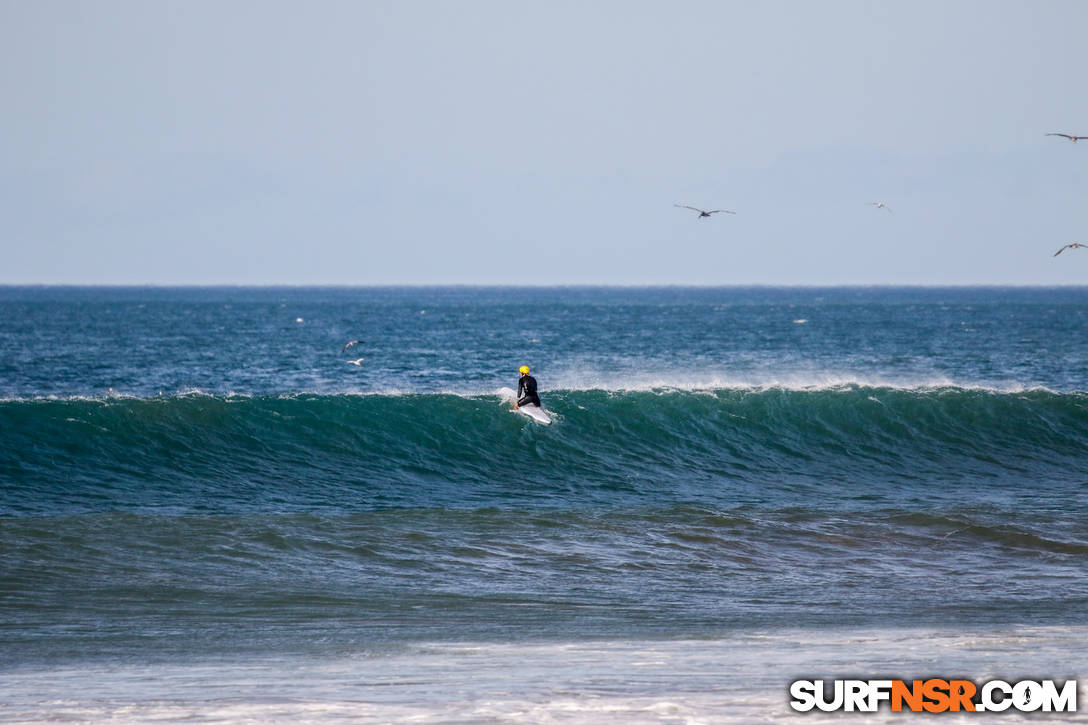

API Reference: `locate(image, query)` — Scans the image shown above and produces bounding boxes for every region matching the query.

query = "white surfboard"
[517,404,552,425]
[497,387,552,424]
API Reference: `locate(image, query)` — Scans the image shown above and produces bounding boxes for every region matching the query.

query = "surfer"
[515,365,541,410]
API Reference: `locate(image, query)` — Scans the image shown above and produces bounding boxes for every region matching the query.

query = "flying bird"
[675,204,736,218]
[1046,133,1088,142]
[1053,243,1086,256]
[347,358,366,366]
[868,202,892,212]
[341,340,362,352]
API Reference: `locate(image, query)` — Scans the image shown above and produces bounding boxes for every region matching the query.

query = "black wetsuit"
[517,374,541,408]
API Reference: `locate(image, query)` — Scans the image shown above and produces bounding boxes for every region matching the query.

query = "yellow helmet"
[519,365,530,375]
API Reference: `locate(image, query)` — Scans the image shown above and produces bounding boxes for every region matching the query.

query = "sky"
[2,0,1087,285]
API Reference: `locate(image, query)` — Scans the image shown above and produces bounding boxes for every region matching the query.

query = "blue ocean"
[2,286,1086,723]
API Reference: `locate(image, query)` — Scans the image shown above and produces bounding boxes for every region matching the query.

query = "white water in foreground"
[2,626,1083,724]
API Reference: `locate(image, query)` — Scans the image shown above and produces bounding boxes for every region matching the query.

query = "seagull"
[1046,133,1088,142]
[347,358,366,366]
[341,340,362,352]
[1053,243,1086,256]
[675,204,736,218]
[868,202,892,212]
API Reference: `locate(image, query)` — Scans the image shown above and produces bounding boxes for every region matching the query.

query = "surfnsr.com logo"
[789,679,1077,713]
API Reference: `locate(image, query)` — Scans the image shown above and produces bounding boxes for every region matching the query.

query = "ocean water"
[1,286,1086,723]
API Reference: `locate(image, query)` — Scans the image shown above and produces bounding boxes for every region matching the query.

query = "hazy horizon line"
[2,282,1086,290]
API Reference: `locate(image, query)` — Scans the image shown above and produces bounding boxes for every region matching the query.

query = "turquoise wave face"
[4,386,1086,516]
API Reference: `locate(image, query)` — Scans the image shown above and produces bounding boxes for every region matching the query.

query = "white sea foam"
[538,369,1060,396]
[0,375,1069,404]
[2,627,1083,724]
